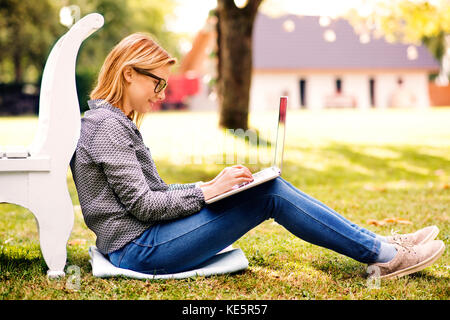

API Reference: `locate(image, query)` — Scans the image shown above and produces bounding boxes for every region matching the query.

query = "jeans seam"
[269,193,379,259]
[132,239,154,248]
[117,243,131,268]
[152,196,262,248]
[151,212,228,248]
[131,225,158,247]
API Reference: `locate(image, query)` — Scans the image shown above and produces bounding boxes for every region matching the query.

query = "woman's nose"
[157,90,165,101]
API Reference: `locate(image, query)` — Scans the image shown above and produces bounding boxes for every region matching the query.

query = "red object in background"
[429,82,450,106]
[183,76,199,95]
[279,96,287,123]
[154,75,200,110]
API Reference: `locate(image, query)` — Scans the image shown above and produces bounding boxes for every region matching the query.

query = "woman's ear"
[123,66,133,84]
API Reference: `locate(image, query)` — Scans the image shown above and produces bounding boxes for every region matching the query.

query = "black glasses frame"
[132,67,167,93]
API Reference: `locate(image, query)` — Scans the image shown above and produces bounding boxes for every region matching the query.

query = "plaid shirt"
[70,99,205,254]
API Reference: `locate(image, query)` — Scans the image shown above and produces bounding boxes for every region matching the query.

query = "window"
[369,77,375,107]
[299,78,306,108]
[335,78,342,94]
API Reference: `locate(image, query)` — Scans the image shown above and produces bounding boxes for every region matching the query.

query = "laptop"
[206,96,288,204]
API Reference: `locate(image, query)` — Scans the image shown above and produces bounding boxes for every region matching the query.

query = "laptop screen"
[273,96,287,173]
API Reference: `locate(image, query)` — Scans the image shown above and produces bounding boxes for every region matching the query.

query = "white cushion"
[88,246,249,279]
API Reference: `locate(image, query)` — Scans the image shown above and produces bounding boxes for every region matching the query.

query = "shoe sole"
[418,226,439,245]
[380,241,445,279]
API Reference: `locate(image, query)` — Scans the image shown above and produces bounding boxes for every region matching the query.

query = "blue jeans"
[108,177,381,274]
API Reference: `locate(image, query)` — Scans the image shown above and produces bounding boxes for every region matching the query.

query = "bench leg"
[31,186,74,278]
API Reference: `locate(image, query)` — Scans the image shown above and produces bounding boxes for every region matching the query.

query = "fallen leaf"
[367,217,412,226]
[395,218,413,225]
[367,219,385,226]
[68,239,86,246]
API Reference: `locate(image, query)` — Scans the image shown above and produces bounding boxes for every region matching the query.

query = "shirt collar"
[87,99,139,132]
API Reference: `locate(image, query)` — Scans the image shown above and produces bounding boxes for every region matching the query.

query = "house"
[250,13,441,111]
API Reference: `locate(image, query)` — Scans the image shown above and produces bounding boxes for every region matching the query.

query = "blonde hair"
[90,33,176,128]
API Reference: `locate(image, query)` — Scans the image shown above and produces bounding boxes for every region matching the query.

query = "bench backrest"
[29,14,104,169]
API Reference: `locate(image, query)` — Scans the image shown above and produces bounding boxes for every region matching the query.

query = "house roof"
[252,13,440,71]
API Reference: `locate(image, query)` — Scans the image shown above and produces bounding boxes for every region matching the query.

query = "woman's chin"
[148,101,156,111]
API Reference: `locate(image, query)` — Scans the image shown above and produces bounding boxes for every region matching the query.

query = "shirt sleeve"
[89,117,205,222]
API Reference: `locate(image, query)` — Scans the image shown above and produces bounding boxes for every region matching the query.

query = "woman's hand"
[199,165,253,201]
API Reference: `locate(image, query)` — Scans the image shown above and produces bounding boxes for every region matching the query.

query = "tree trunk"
[216,0,262,131]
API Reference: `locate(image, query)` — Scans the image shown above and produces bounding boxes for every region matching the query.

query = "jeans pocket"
[131,239,154,248]
[120,241,160,273]
[108,245,129,268]
[117,244,133,268]
[131,226,157,247]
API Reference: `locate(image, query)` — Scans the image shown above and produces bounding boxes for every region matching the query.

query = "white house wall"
[306,74,334,110]
[250,71,431,111]
[375,73,398,108]
[249,73,300,111]
[373,73,431,108]
[415,73,432,108]
[342,74,371,109]
[307,73,371,109]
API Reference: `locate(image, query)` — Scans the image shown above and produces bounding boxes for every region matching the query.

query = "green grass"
[0,108,449,300]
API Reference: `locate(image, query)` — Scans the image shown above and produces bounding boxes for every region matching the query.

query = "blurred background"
[0,0,449,120]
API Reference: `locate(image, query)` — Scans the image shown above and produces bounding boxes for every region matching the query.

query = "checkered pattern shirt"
[70,99,205,254]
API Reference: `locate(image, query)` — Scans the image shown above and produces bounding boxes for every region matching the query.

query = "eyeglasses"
[132,67,167,93]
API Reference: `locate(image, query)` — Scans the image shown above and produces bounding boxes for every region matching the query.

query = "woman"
[70,33,445,280]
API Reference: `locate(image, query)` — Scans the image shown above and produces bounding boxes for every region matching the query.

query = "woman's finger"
[231,166,251,176]
[233,164,252,177]
[231,168,247,177]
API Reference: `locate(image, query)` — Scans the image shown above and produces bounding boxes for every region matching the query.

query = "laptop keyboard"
[232,167,276,189]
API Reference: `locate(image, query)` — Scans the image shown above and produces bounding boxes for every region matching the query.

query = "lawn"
[0,107,449,300]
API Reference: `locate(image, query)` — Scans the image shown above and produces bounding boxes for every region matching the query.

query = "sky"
[166,0,384,35]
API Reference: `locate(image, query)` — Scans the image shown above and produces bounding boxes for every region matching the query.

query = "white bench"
[0,13,104,278]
